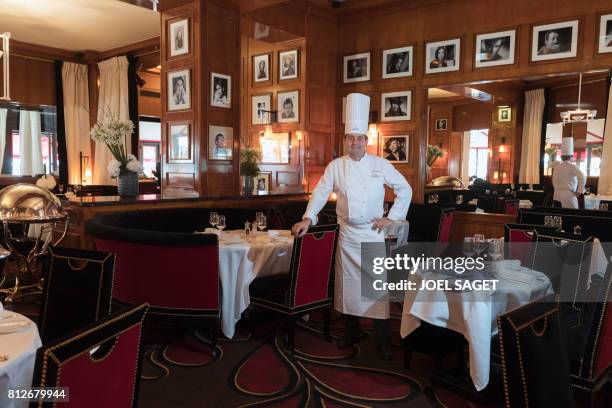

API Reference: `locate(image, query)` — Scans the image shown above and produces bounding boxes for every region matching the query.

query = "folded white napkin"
[204,228,222,236]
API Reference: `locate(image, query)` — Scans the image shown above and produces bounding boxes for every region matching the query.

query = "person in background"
[291,93,412,361]
[552,137,585,208]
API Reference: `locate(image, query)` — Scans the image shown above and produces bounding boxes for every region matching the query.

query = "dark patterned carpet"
[12,298,502,408]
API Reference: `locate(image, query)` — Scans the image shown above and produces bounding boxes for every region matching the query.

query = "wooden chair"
[38,246,115,344]
[249,224,339,353]
[31,303,149,408]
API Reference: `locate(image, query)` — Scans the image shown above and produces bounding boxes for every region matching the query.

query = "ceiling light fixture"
[560,73,597,125]
[0,32,11,101]
[149,0,159,12]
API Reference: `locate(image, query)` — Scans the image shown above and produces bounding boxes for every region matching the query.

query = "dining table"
[400,259,554,391]
[0,304,41,408]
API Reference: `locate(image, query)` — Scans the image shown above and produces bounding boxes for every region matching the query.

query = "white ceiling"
[0,0,159,52]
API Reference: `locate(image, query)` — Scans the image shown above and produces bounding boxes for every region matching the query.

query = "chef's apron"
[554,189,578,209]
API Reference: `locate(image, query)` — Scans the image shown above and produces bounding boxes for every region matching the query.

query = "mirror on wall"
[0,102,58,176]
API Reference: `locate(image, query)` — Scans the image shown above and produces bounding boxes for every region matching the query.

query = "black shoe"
[377,342,393,361]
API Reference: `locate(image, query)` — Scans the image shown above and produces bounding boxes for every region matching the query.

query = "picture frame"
[343,52,371,83]
[380,135,410,164]
[498,107,512,122]
[434,118,448,131]
[169,18,189,57]
[425,38,461,74]
[381,90,411,122]
[253,171,272,194]
[277,90,299,123]
[252,94,271,125]
[253,54,270,83]
[279,49,298,80]
[531,20,579,62]
[168,123,191,163]
[208,125,233,161]
[167,69,191,111]
[260,132,290,164]
[382,45,413,78]
[211,72,231,108]
[598,13,612,54]
[474,29,516,68]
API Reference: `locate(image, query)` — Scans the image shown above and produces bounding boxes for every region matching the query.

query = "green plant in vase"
[240,147,261,194]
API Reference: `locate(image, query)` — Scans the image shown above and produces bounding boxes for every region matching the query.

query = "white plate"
[0,319,30,334]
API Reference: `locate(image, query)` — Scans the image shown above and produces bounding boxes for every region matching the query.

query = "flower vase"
[243,176,254,195]
[117,171,139,198]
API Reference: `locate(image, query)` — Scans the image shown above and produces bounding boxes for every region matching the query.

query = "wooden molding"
[98,37,161,60]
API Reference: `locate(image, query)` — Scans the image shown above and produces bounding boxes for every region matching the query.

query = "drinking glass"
[463,237,475,257]
[209,212,219,229]
[473,234,486,256]
[585,187,591,196]
[433,194,439,203]
[601,203,609,211]
[58,183,65,194]
[544,215,552,226]
[487,238,502,261]
[383,203,389,216]
[529,184,533,190]
[216,215,226,231]
[456,194,463,205]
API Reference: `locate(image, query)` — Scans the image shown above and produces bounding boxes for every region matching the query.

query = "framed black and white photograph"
[435,119,448,131]
[277,90,299,123]
[425,38,460,74]
[169,18,189,57]
[279,49,298,80]
[253,171,272,194]
[254,22,270,40]
[168,123,191,162]
[381,135,409,163]
[208,125,233,161]
[261,132,290,164]
[598,13,612,53]
[253,54,270,83]
[252,94,271,125]
[381,91,411,122]
[343,52,370,83]
[167,69,190,111]
[382,46,413,78]
[531,20,578,61]
[475,30,516,68]
[498,107,512,122]
[211,72,231,108]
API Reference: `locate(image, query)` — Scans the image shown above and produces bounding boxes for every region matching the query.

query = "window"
[468,129,489,180]
[138,117,161,178]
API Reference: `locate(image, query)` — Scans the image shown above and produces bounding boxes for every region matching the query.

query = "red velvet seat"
[497,295,573,407]
[38,246,116,344]
[503,198,519,215]
[30,303,149,408]
[249,224,339,352]
[503,224,559,267]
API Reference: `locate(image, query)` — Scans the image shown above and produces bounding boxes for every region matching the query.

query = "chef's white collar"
[344,152,369,162]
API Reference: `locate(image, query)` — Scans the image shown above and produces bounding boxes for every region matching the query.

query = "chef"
[552,137,585,208]
[291,93,412,360]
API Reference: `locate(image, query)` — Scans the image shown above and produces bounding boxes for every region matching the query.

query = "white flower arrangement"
[90,108,141,178]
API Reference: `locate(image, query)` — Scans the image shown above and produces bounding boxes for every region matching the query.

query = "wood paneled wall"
[338,0,612,202]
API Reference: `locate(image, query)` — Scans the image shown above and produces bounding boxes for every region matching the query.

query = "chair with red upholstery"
[407,204,454,242]
[30,303,149,408]
[38,246,116,344]
[249,224,339,353]
[85,213,220,345]
[497,295,573,408]
[503,199,520,216]
[503,224,559,267]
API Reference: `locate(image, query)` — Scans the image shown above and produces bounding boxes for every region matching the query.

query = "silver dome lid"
[0,183,66,222]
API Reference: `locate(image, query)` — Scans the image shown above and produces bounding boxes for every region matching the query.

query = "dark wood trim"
[11,40,82,63]
[98,37,161,60]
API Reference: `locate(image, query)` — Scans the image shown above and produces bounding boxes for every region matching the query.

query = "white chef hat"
[344,93,370,136]
[561,137,574,156]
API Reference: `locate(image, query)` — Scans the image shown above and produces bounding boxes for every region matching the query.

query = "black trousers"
[343,314,392,345]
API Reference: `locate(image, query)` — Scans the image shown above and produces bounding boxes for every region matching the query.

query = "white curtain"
[62,62,90,185]
[19,110,44,175]
[519,89,545,184]
[94,56,129,185]
[597,82,612,195]
[0,108,6,171]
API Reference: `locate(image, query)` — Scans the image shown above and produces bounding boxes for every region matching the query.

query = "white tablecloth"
[0,306,41,408]
[400,260,553,391]
[217,230,293,338]
[584,194,612,210]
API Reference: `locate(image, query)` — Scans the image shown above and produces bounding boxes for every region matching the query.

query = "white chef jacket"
[303,154,412,318]
[552,161,585,209]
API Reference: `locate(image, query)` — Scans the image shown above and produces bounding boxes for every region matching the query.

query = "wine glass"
[456,194,464,205]
[209,212,219,229]
[58,183,65,194]
[463,237,475,257]
[487,238,502,261]
[601,203,609,211]
[257,214,267,232]
[216,215,226,231]
[473,234,486,256]
[383,203,389,216]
